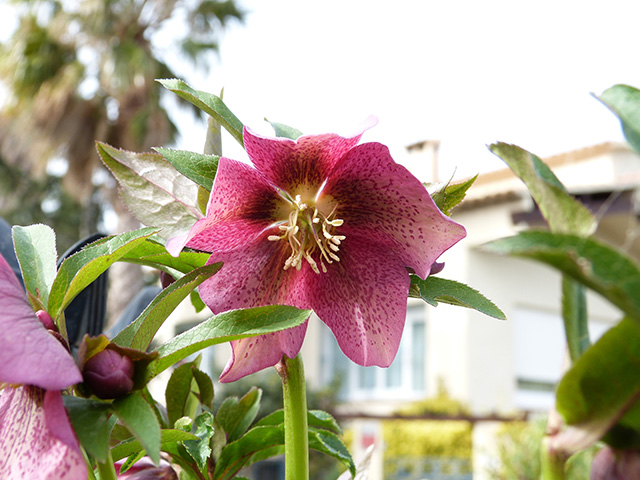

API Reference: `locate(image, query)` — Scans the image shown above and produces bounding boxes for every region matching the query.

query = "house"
[153,141,640,479]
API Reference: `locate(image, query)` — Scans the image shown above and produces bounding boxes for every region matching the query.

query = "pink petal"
[321,142,466,278]
[0,387,87,480]
[0,255,82,390]
[172,157,283,256]
[243,117,376,192]
[197,239,313,382]
[306,230,410,367]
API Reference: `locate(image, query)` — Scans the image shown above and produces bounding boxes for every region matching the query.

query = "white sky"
[175,0,640,181]
[2,1,639,182]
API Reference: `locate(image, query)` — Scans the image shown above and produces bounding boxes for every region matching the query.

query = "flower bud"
[83,349,134,399]
[122,466,178,480]
[591,446,640,479]
[36,310,56,331]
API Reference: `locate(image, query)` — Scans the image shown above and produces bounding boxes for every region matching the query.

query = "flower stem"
[276,354,309,480]
[97,450,118,480]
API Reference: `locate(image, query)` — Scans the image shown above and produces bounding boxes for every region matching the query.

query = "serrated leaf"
[183,411,215,471]
[112,262,222,350]
[483,231,640,323]
[143,306,311,381]
[112,392,161,465]
[551,317,640,453]
[166,361,200,428]
[119,450,145,474]
[309,428,356,478]
[111,429,199,462]
[256,409,343,435]
[12,224,57,308]
[119,238,210,274]
[409,276,505,320]
[155,148,219,191]
[489,143,596,236]
[157,79,244,146]
[62,396,111,462]
[597,84,640,153]
[214,425,285,480]
[217,387,262,443]
[431,175,477,216]
[266,119,303,140]
[97,142,202,241]
[48,228,158,319]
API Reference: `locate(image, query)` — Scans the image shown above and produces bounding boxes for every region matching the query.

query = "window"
[322,305,427,401]
[513,307,612,411]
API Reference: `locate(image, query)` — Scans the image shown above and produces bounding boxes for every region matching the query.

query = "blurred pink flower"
[170,119,466,381]
[0,254,85,479]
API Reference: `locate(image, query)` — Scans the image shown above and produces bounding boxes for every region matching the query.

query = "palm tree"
[0,0,244,321]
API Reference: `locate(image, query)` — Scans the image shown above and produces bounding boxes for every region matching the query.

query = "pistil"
[268,195,345,274]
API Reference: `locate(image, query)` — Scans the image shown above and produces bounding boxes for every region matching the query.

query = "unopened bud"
[83,349,134,399]
[36,310,56,331]
[123,466,178,480]
[591,446,640,480]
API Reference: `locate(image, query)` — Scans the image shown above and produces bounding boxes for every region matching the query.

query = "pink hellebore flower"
[0,254,86,480]
[169,118,466,382]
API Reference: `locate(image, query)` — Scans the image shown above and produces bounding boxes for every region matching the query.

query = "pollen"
[268,195,345,274]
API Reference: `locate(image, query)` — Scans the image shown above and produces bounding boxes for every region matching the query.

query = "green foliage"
[597,84,640,153]
[157,79,245,146]
[155,148,219,191]
[267,119,304,140]
[383,420,472,458]
[112,392,162,465]
[409,275,506,320]
[489,143,595,236]
[487,419,596,480]
[431,175,477,216]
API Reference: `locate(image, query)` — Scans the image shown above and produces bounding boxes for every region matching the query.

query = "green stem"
[541,436,568,480]
[96,450,118,480]
[276,355,309,480]
[562,276,590,363]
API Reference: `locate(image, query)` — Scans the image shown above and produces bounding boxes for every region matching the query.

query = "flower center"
[268,194,345,274]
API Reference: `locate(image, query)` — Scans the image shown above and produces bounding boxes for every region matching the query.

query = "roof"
[457,142,638,210]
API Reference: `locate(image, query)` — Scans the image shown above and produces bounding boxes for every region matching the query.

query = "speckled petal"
[243,117,377,192]
[0,254,82,390]
[167,157,283,256]
[0,387,87,480]
[197,239,313,382]
[307,230,410,367]
[322,142,466,278]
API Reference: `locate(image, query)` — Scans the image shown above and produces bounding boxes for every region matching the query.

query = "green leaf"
[112,262,222,350]
[205,114,223,156]
[48,228,158,319]
[597,84,640,153]
[110,429,199,462]
[266,119,303,140]
[309,428,356,479]
[489,143,596,236]
[97,142,202,241]
[217,387,262,443]
[409,276,505,320]
[483,231,640,323]
[256,409,343,436]
[214,425,285,480]
[183,411,215,471]
[192,368,214,409]
[553,317,640,452]
[157,79,244,147]
[62,396,111,462]
[154,148,219,191]
[118,238,210,274]
[143,306,311,381]
[431,175,477,216]
[165,359,206,428]
[12,224,57,308]
[112,392,162,465]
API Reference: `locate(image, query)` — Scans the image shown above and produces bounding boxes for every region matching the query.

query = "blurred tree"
[0,0,243,320]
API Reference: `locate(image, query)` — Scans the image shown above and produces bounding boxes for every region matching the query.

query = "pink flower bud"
[121,466,178,480]
[83,349,134,399]
[35,310,56,331]
[591,447,640,480]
